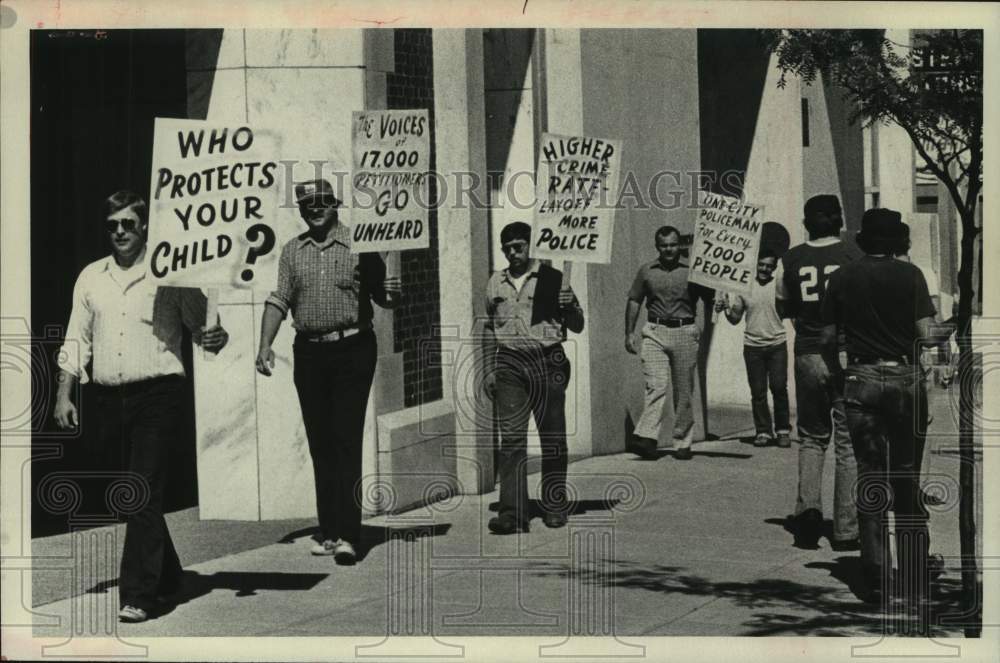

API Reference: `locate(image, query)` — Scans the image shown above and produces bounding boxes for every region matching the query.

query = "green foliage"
[761,29,982,219]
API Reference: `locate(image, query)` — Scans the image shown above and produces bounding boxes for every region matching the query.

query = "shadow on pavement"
[278,522,453,562]
[532,557,968,636]
[86,570,329,619]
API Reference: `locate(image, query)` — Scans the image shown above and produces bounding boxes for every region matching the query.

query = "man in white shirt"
[54,190,228,624]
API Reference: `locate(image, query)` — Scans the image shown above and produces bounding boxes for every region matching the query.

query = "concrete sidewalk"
[29,390,976,638]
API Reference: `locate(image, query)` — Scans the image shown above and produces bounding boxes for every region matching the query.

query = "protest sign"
[147,118,283,290]
[690,190,764,296]
[351,109,430,253]
[532,132,622,264]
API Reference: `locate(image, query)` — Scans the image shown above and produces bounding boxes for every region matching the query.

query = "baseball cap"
[294,179,341,207]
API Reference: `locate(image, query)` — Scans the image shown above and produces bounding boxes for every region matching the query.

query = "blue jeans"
[743,342,790,436]
[843,364,930,593]
[794,352,858,541]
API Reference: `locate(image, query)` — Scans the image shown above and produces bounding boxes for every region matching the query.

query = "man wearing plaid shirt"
[256,179,400,564]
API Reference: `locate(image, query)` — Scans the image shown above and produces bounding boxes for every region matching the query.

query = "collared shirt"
[627,260,708,320]
[485,260,579,350]
[57,251,208,386]
[265,224,385,333]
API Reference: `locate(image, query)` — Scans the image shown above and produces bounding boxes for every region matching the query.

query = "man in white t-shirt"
[717,248,791,447]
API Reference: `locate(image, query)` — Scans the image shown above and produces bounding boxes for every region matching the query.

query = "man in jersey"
[822,208,951,609]
[777,194,861,550]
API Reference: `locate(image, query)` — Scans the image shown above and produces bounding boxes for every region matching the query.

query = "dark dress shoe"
[543,512,568,528]
[488,514,529,535]
[628,436,659,460]
[830,537,861,552]
[790,508,822,548]
[673,447,693,460]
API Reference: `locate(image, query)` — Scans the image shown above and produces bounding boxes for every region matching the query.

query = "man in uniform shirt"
[822,208,952,607]
[54,190,229,623]
[777,195,860,550]
[625,226,713,461]
[256,179,401,564]
[485,222,584,534]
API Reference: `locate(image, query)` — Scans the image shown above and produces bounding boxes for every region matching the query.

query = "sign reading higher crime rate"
[533,132,622,264]
[689,190,764,295]
[351,109,430,253]
[147,118,282,290]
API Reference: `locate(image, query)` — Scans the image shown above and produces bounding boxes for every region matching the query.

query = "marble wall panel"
[193,302,260,519]
[245,30,365,68]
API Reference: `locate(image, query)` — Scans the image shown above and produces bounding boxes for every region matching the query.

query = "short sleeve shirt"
[778,238,861,353]
[822,255,936,360]
[628,261,708,320]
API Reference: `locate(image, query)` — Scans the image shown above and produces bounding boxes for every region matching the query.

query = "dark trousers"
[843,363,930,595]
[95,375,185,612]
[293,330,377,544]
[742,342,790,436]
[495,345,570,522]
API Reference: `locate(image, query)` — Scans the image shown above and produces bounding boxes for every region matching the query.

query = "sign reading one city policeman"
[147,118,282,289]
[533,132,622,264]
[690,190,764,296]
[351,109,430,253]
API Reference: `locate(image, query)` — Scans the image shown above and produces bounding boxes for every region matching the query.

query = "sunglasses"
[105,218,139,233]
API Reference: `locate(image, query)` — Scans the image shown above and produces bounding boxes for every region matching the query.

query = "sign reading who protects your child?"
[532,132,622,264]
[147,118,283,290]
[350,109,430,253]
[689,190,764,296]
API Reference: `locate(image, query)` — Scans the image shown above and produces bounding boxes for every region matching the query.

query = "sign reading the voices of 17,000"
[533,132,622,264]
[147,118,283,289]
[689,190,764,296]
[351,110,430,253]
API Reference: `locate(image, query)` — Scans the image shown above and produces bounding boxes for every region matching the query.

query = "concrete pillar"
[432,29,494,494]
[541,28,594,461]
[189,29,370,519]
[706,53,804,408]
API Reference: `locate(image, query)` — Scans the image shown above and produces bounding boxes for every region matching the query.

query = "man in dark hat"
[256,179,401,564]
[777,194,861,550]
[822,208,952,608]
[485,221,584,534]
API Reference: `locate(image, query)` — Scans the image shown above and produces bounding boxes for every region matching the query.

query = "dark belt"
[92,374,183,395]
[848,354,910,366]
[648,315,695,328]
[297,323,371,343]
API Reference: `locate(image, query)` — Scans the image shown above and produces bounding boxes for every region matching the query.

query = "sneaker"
[488,514,529,535]
[673,447,693,460]
[118,605,148,623]
[753,433,771,447]
[776,432,791,448]
[333,539,357,565]
[310,539,337,556]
